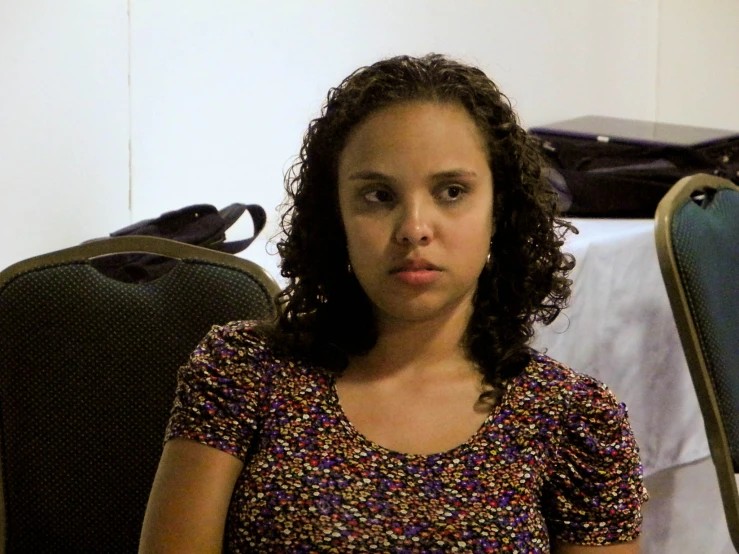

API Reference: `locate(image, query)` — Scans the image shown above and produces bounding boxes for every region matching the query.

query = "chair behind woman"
[0,236,279,553]
[655,173,739,552]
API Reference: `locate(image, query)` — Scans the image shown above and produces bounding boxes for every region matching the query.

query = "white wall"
[656,0,739,130]
[2,0,736,283]
[129,0,660,282]
[0,0,129,272]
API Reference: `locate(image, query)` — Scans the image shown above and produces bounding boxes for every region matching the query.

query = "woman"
[140,54,647,553]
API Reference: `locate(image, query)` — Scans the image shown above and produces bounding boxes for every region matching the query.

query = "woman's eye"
[364,189,394,203]
[439,185,466,201]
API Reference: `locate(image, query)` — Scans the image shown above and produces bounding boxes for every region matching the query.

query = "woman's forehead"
[337,101,490,174]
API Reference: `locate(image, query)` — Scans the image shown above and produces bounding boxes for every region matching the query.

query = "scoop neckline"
[325,369,520,461]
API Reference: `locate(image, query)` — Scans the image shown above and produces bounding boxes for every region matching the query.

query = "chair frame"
[0,235,281,299]
[654,173,739,550]
[0,235,281,550]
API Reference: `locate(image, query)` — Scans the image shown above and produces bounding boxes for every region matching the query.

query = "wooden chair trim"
[0,235,281,306]
[654,173,739,550]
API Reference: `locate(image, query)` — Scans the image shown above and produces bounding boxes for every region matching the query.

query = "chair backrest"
[0,236,280,553]
[655,173,739,551]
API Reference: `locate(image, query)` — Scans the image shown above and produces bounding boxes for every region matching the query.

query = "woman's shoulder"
[188,321,289,377]
[196,320,272,362]
[201,319,267,349]
[522,352,602,385]
[523,355,648,544]
[515,353,641,472]
[195,320,322,379]
[514,352,626,421]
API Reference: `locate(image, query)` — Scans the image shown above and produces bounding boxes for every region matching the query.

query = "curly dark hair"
[270,53,575,399]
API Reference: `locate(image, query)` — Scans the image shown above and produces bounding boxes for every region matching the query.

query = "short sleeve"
[543,375,649,546]
[164,321,271,461]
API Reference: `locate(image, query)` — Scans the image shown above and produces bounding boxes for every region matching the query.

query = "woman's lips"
[391,268,441,286]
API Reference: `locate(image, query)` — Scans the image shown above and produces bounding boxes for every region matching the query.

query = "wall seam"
[654,0,663,122]
[127,0,133,219]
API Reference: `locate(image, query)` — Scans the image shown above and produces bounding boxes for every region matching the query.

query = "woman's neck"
[349,299,476,382]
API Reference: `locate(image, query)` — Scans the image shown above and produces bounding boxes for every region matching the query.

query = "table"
[532,218,734,553]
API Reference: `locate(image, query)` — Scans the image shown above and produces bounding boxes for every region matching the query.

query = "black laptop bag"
[89,203,267,283]
[532,134,739,217]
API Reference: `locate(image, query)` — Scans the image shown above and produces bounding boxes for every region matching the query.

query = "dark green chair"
[655,173,739,552]
[0,237,280,553]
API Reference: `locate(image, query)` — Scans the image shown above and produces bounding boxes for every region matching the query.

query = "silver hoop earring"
[347,262,353,274]
[486,252,491,266]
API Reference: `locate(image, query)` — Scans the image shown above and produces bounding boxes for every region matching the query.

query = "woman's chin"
[373,295,474,327]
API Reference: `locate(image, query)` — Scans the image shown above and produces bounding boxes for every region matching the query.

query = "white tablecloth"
[533,218,710,476]
[532,218,733,552]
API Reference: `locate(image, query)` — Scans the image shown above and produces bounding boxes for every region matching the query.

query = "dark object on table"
[0,236,280,552]
[655,173,739,551]
[531,116,739,218]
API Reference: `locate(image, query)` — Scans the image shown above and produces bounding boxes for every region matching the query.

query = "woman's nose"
[394,200,433,246]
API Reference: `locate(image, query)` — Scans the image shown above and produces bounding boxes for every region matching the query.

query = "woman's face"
[337,101,494,327]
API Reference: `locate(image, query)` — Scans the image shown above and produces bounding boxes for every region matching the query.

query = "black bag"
[90,203,266,283]
[533,134,739,217]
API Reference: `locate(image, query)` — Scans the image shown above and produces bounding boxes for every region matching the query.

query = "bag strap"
[107,203,266,255]
[217,204,267,254]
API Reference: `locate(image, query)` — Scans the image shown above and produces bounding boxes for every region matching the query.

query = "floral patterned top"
[165,321,647,553]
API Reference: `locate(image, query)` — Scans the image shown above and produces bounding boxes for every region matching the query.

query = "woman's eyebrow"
[347,169,478,181]
[347,170,395,182]
[432,169,478,180]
